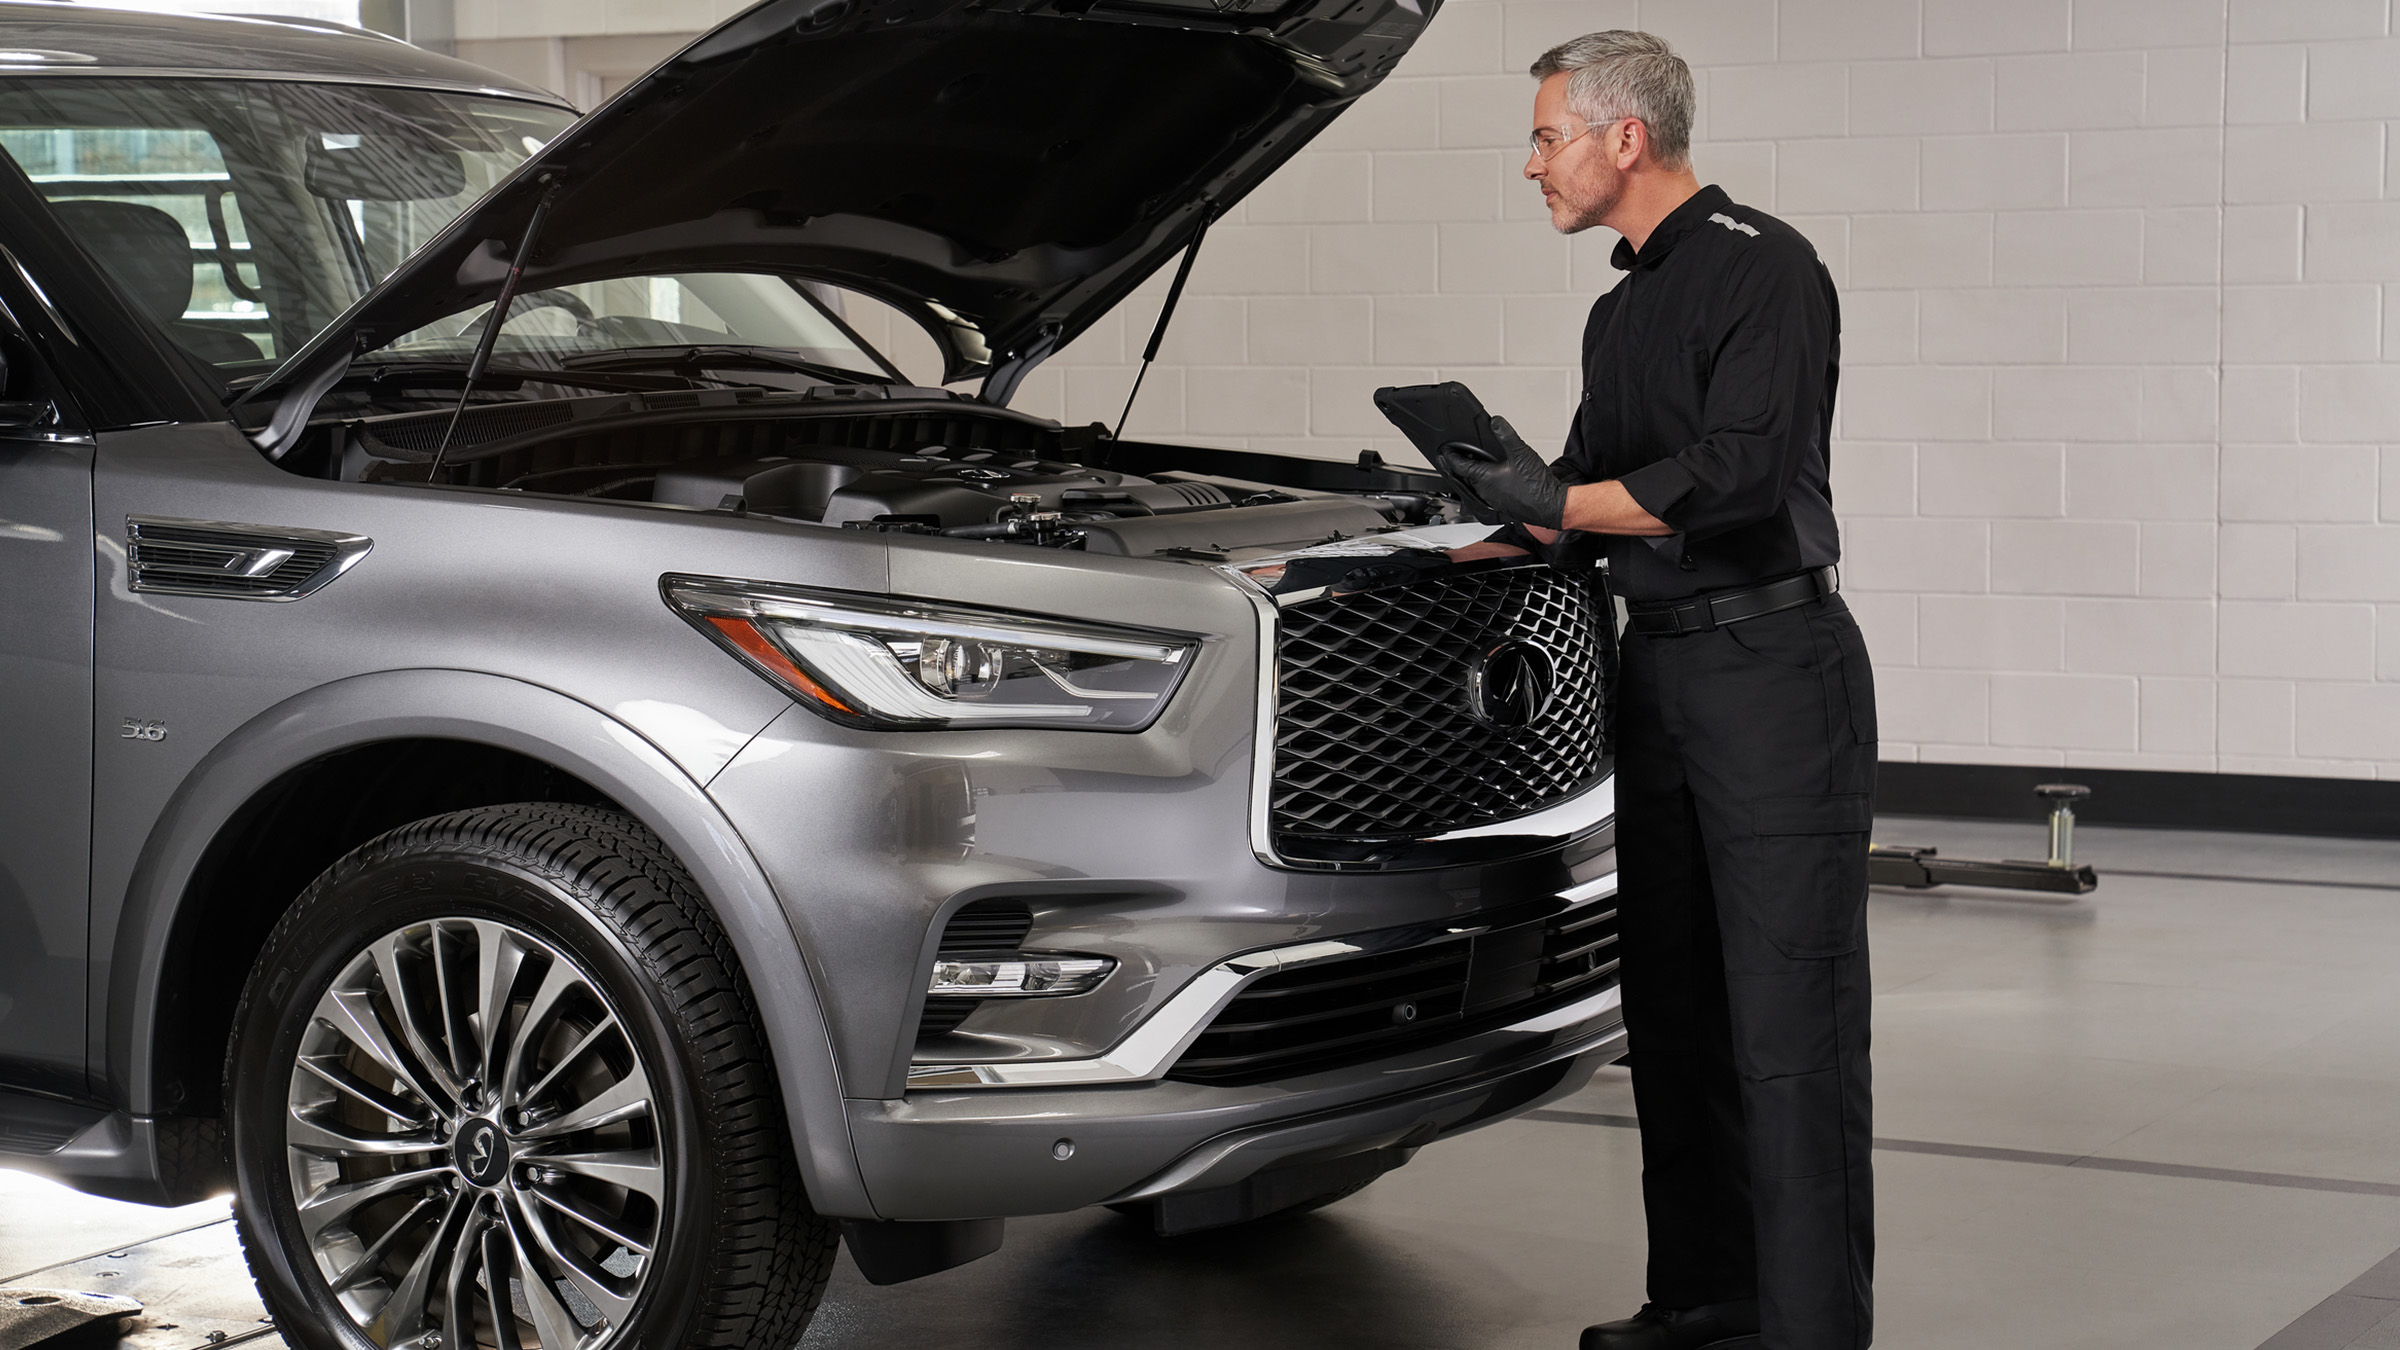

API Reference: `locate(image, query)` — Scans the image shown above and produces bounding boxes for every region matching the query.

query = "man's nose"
[1523,149,1543,180]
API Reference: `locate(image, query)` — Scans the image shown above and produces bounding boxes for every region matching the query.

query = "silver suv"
[0,4,1625,1347]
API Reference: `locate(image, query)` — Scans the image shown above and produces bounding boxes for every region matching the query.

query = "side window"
[0,125,273,364]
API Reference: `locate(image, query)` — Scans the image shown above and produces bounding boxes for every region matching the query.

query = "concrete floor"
[7,817,2398,1350]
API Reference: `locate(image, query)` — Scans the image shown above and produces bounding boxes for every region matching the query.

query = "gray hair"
[1529,31,1694,168]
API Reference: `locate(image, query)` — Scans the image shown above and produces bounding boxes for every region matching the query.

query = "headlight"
[663,574,1199,731]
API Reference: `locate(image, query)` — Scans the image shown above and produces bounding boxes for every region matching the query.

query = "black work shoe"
[1578,1300,1762,1350]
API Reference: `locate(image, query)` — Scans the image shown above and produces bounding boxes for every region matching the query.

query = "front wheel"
[226,803,837,1350]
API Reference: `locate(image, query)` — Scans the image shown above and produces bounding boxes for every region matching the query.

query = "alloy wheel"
[283,918,664,1350]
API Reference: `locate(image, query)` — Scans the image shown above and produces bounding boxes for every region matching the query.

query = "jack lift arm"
[1869,783,2099,896]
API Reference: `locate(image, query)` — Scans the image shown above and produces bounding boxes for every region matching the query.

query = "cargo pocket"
[1748,793,1873,959]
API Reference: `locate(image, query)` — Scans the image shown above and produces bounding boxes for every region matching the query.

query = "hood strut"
[1113,208,1212,442]
[430,176,559,479]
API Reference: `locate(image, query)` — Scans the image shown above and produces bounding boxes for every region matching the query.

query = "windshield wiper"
[558,345,901,390]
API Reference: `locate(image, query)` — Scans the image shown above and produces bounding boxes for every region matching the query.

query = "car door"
[0,304,96,1098]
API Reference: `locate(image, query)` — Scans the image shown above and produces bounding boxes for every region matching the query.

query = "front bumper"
[843,979,1623,1220]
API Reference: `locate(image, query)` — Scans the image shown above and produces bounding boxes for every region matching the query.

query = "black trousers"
[1613,592,1878,1350]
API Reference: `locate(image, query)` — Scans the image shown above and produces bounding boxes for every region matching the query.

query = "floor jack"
[1869,783,2100,896]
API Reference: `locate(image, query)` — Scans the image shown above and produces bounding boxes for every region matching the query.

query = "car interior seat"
[52,198,265,365]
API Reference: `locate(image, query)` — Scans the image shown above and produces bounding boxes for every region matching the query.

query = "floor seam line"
[1517,1109,2400,1198]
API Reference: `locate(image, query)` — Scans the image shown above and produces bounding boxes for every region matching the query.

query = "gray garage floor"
[8,817,2398,1350]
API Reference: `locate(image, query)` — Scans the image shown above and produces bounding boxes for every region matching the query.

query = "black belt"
[1625,567,1838,637]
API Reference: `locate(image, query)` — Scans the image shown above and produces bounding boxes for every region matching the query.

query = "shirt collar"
[1610,184,1731,271]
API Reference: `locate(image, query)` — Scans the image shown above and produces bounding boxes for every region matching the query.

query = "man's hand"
[1430,416,1569,530]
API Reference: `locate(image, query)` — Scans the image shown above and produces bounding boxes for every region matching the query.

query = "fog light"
[929,955,1114,998]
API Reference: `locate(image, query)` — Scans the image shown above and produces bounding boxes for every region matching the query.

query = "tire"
[225,803,838,1350]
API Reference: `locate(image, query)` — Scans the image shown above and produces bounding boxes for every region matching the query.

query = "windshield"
[0,78,574,373]
[378,273,904,385]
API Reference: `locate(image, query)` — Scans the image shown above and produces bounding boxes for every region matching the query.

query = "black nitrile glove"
[1372,382,1569,529]
[1434,414,1567,530]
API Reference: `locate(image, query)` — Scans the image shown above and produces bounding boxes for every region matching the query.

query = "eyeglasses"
[1526,118,1624,162]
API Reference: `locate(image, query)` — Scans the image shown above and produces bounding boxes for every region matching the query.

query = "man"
[1405,31,1875,1350]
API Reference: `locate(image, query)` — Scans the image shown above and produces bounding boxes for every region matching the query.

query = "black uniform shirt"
[1557,184,1842,602]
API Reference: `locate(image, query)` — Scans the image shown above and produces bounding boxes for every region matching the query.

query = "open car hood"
[250,0,1436,420]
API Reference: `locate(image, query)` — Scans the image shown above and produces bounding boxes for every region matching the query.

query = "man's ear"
[1615,118,1649,171]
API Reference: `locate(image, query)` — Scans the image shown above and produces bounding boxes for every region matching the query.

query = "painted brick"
[1630,0,1777,67]
[1920,595,2066,669]
[2223,205,2304,284]
[1777,137,1919,213]
[2231,0,2388,41]
[1411,1,1505,75]
[1248,297,1373,367]
[1993,367,2141,442]
[1373,151,1503,222]
[1778,0,1917,61]
[2221,365,2300,442]
[1845,590,1918,665]
[1919,442,2065,517]
[1311,365,1434,437]
[2301,365,2400,441]
[2220,445,2381,521]
[1877,668,1992,744]
[1309,224,1439,293]
[2218,679,2296,755]
[2142,207,2221,285]
[1927,0,2071,55]
[2386,447,2400,522]
[1503,294,1591,364]
[1244,152,1373,223]
[1831,441,1918,516]
[2308,38,2400,121]
[2064,598,2216,674]
[1923,133,2069,211]
[2302,202,2400,281]
[1710,62,1847,141]
[1438,222,1572,293]
[2071,0,2226,51]
[1841,366,1993,440]
[1782,213,1851,286]
[2139,521,2219,597]
[1992,210,2144,285]
[2220,601,2379,678]
[1374,294,1504,364]
[1184,367,1309,436]
[2139,676,2216,753]
[2222,284,2383,364]
[2382,605,2400,680]
[1188,226,1310,295]
[1155,296,1247,365]
[1995,52,2144,130]
[2068,288,2219,364]
[2143,47,2228,127]
[1441,75,1537,150]
[2142,368,2221,443]
[1852,58,1996,136]
[1310,78,1439,151]
[1920,289,2066,363]
[2219,524,2298,599]
[1692,141,1778,208]
[2297,684,2400,762]
[2066,444,2218,520]
[1850,212,1994,288]
[1844,518,1991,592]
[1990,672,2140,750]
[2225,42,2308,125]
[1842,289,1918,364]
[2225,122,2386,204]
[1504,0,1642,68]
[2067,128,2222,207]
[1990,519,2141,594]
[2296,525,2400,601]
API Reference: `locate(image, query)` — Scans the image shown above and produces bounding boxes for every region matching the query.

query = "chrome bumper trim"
[908,875,1621,1090]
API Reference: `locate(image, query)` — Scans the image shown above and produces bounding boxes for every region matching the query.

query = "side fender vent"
[126,515,370,601]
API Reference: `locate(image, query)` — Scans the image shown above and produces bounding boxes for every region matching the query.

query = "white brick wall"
[449,0,2400,782]
[1035,0,2400,782]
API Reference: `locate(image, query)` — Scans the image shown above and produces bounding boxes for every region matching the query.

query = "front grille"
[916,899,1035,1042]
[1169,896,1621,1085]
[1272,566,1608,847]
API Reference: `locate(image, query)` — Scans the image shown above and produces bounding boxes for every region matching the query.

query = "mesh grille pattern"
[1169,899,1621,1085]
[916,899,1037,1043]
[1272,567,1608,841]
[126,521,339,598]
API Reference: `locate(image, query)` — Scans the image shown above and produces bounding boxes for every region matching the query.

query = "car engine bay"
[300,385,1456,559]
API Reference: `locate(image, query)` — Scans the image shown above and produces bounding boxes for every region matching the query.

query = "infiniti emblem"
[455,1118,509,1187]
[1466,639,1556,728]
